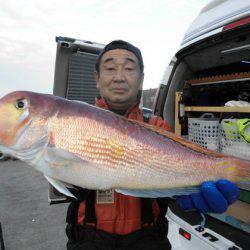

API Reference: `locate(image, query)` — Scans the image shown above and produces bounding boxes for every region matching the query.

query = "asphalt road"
[0,160,68,250]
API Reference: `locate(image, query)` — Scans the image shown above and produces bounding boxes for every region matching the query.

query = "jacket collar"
[95,96,142,118]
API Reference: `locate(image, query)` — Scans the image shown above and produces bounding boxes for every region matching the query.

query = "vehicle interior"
[159,24,250,248]
[162,25,250,130]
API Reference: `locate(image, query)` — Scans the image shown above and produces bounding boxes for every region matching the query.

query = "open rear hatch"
[159,17,250,249]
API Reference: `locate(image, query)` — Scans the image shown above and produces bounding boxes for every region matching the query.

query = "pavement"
[0,160,68,250]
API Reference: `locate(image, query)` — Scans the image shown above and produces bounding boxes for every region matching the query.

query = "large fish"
[0,91,249,198]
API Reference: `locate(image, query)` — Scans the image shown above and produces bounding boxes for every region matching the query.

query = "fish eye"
[15,99,28,110]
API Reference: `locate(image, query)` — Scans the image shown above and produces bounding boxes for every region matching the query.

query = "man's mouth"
[112,88,127,93]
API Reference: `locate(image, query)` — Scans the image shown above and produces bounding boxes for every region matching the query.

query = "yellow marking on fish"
[107,137,123,158]
[214,161,228,167]
[211,161,237,173]
[116,146,123,157]
[225,165,236,173]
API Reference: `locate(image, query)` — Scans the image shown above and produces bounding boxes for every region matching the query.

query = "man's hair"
[95,40,144,74]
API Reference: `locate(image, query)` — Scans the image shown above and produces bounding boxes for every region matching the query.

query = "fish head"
[0,91,57,156]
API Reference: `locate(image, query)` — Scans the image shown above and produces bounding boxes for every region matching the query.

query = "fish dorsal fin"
[127,118,224,158]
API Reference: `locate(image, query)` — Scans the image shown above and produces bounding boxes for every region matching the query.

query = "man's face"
[94,49,144,110]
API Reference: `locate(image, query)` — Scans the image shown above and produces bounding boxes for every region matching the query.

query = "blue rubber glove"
[176,179,240,213]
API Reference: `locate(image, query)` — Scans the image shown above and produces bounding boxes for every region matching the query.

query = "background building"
[142,88,158,109]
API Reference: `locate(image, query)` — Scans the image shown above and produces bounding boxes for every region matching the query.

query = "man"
[66,40,239,250]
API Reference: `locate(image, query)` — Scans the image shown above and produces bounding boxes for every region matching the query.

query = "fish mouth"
[0,144,13,157]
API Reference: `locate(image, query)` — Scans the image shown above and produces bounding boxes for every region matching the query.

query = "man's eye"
[125,67,135,73]
[107,67,115,71]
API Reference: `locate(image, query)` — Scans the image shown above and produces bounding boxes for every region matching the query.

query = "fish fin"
[45,147,86,166]
[128,119,223,158]
[115,186,200,198]
[44,175,76,198]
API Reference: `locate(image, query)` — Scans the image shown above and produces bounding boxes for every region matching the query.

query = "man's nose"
[113,68,125,82]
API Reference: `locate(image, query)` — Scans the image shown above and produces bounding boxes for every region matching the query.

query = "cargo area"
[159,23,250,245]
[162,25,250,129]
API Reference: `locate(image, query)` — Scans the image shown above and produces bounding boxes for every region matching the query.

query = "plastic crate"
[188,113,219,150]
[219,118,250,161]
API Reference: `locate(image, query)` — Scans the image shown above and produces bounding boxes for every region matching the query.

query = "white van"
[153,0,250,249]
[52,0,250,249]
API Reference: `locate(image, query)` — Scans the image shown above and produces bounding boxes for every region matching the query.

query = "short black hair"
[95,40,144,74]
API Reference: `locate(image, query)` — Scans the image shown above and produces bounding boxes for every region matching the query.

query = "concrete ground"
[0,160,68,250]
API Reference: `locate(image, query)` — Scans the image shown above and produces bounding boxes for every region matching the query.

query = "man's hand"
[176,179,240,213]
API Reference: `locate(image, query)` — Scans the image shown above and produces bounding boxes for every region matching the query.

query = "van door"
[50,36,104,203]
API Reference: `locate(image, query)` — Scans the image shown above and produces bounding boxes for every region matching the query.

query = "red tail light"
[223,16,250,31]
[179,228,191,240]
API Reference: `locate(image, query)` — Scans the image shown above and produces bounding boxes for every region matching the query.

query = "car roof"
[180,0,250,49]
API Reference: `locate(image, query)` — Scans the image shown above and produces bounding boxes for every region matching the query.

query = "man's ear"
[94,71,100,90]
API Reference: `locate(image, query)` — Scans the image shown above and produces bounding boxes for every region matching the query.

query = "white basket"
[188,113,219,150]
[219,119,250,160]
